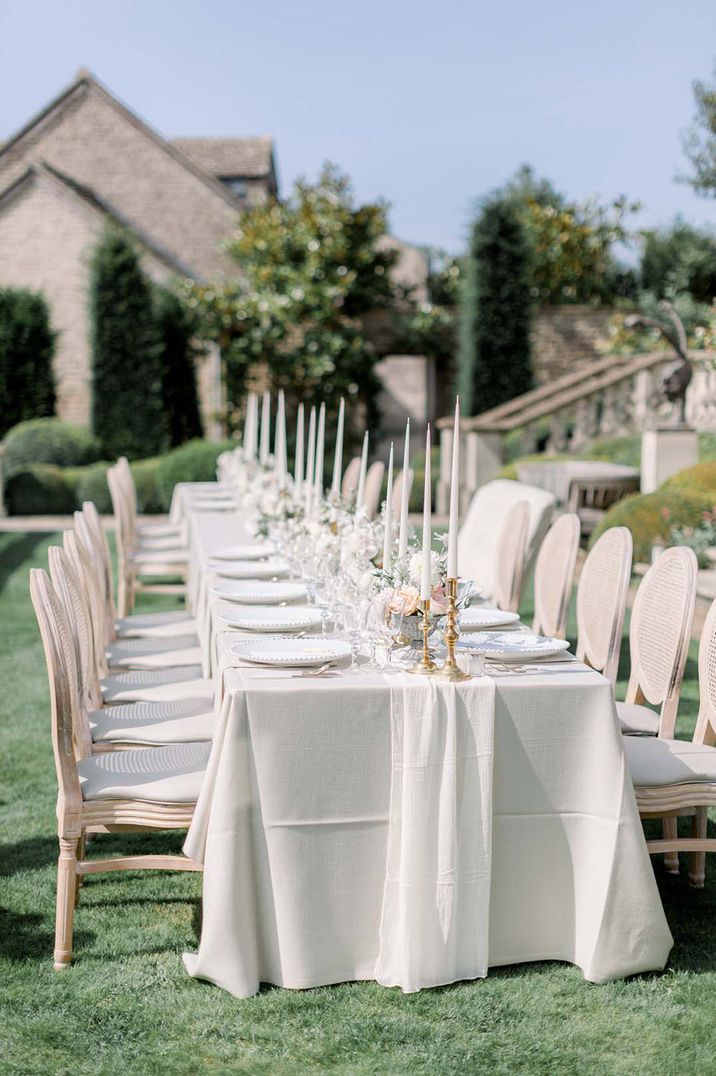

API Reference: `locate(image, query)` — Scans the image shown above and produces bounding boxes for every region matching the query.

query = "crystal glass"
[369,597,405,668]
[340,592,370,672]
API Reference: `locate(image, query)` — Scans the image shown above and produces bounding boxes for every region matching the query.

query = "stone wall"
[531,305,613,384]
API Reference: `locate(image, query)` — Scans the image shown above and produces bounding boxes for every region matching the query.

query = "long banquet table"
[177,488,673,999]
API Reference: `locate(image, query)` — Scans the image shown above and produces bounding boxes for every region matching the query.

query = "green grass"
[2,533,716,1075]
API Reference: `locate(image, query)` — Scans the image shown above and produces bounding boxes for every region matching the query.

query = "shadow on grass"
[0,532,57,595]
[0,906,95,963]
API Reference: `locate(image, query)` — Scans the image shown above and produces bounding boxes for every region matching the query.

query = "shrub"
[458,196,533,414]
[0,287,56,438]
[155,439,232,509]
[89,228,167,459]
[154,287,203,447]
[583,435,641,468]
[2,418,102,475]
[589,488,714,562]
[4,464,77,515]
[132,458,163,513]
[71,461,112,514]
[661,461,716,498]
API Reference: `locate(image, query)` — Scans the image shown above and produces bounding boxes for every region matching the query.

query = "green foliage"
[641,220,716,302]
[4,464,77,515]
[2,418,101,475]
[682,63,716,197]
[185,164,396,429]
[458,196,533,414]
[604,290,716,356]
[500,166,640,305]
[497,453,575,482]
[89,228,166,459]
[155,439,232,506]
[661,461,716,498]
[154,287,203,447]
[0,286,56,437]
[71,461,112,513]
[590,488,714,562]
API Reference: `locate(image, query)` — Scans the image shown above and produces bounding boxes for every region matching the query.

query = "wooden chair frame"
[30,568,201,970]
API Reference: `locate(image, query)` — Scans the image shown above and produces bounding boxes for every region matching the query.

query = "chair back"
[364,461,385,520]
[108,464,134,567]
[63,528,108,676]
[626,545,698,738]
[49,543,102,711]
[695,598,716,746]
[532,513,580,640]
[80,501,116,627]
[29,568,87,826]
[576,526,632,684]
[459,479,556,600]
[391,468,413,517]
[342,457,361,498]
[493,501,529,613]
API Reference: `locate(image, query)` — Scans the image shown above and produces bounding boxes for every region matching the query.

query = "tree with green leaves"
[0,287,56,437]
[154,287,203,447]
[458,197,534,414]
[641,220,716,303]
[683,65,716,197]
[185,164,398,432]
[89,228,166,459]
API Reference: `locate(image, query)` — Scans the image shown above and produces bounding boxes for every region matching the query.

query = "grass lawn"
[3,530,716,1075]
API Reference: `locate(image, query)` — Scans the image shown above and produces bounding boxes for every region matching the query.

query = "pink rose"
[388,586,421,617]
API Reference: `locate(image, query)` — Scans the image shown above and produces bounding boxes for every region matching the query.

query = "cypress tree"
[89,228,166,459]
[154,287,203,447]
[458,197,533,414]
[0,287,56,437]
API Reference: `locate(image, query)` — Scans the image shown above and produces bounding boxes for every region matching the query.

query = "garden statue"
[624,300,692,425]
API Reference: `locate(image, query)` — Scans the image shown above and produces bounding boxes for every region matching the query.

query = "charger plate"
[456,631,570,662]
[230,637,351,668]
[220,605,322,632]
[459,608,520,630]
[208,558,289,580]
[212,580,307,605]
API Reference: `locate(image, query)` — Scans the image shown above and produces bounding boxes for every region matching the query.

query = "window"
[222,177,248,200]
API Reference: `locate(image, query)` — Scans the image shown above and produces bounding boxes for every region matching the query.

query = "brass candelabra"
[408,598,437,675]
[435,577,471,681]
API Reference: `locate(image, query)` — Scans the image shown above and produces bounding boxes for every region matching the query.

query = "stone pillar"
[641,427,698,493]
[197,342,224,441]
[463,430,503,504]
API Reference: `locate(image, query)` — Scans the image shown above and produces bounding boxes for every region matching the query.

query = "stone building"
[0,69,277,433]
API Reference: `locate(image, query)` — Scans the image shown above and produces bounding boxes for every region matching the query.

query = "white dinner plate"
[211,581,308,605]
[456,631,570,662]
[219,605,323,632]
[230,637,352,667]
[208,558,289,580]
[211,543,275,561]
[459,608,520,630]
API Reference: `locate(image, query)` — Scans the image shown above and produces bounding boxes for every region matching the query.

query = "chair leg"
[688,808,707,888]
[663,818,680,875]
[74,833,86,907]
[54,837,78,969]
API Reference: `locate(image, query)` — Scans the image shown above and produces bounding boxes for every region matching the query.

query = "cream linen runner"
[375,674,496,993]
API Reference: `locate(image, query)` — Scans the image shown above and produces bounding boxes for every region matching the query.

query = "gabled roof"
[172,136,274,179]
[0,161,202,280]
[0,68,244,211]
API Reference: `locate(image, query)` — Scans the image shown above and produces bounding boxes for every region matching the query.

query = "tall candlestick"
[382,443,394,569]
[314,402,326,500]
[294,403,305,494]
[331,397,345,498]
[355,431,369,514]
[420,425,432,602]
[243,392,254,459]
[304,405,316,515]
[398,418,410,556]
[275,389,287,488]
[447,397,460,579]
[259,391,271,465]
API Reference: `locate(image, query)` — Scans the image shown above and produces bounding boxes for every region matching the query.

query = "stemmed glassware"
[368,596,405,669]
[339,588,370,672]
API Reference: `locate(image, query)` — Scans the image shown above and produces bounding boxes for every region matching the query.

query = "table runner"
[375,675,496,992]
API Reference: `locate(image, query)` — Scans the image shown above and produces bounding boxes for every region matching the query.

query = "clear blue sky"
[2,0,716,254]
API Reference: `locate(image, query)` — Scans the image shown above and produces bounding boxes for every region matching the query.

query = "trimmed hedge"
[589,488,715,562]
[661,461,716,499]
[2,418,102,475]
[0,287,56,438]
[5,439,234,515]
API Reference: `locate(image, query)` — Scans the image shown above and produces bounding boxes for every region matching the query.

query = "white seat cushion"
[617,701,660,736]
[101,665,212,704]
[89,698,214,745]
[116,610,196,639]
[624,736,716,787]
[77,742,210,802]
[106,635,201,669]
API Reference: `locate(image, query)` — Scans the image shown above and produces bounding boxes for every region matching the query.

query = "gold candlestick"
[435,577,471,681]
[408,598,437,675]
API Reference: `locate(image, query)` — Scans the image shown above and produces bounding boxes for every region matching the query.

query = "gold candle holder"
[408,598,437,675]
[435,577,471,681]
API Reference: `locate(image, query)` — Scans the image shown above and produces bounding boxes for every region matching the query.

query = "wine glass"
[340,592,369,673]
[369,597,404,669]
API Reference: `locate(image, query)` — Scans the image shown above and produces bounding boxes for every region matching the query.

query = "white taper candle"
[420,424,432,602]
[304,405,316,515]
[314,402,326,501]
[275,389,287,488]
[294,403,304,494]
[447,397,460,579]
[259,391,271,465]
[331,397,345,498]
[382,442,394,569]
[355,431,369,514]
[398,418,410,556]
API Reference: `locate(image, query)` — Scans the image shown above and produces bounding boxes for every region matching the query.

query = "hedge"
[0,286,56,438]
[589,488,715,562]
[5,439,234,515]
[661,461,716,499]
[2,418,102,475]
